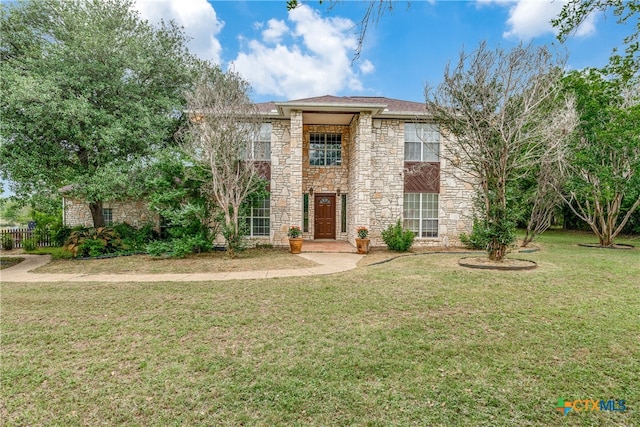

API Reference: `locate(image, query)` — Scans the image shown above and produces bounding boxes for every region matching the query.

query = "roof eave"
[275,101,387,118]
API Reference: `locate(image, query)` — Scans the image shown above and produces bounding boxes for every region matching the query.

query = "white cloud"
[479,0,598,40]
[359,60,375,75]
[262,19,289,44]
[231,4,372,100]
[133,0,224,64]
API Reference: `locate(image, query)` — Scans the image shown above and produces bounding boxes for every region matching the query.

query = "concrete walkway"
[0,252,364,283]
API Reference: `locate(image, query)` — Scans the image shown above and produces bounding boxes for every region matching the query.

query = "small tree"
[425,42,577,261]
[518,160,566,247]
[181,64,265,257]
[560,69,640,247]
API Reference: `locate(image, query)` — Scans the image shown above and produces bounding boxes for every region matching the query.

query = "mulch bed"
[458,256,538,271]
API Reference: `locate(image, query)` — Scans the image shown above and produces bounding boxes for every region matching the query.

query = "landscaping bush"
[113,222,157,251]
[22,237,38,251]
[147,235,212,258]
[381,220,414,252]
[459,220,491,250]
[64,227,126,258]
[1,234,14,250]
[52,226,72,247]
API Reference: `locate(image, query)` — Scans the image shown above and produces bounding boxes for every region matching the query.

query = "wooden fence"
[0,228,53,249]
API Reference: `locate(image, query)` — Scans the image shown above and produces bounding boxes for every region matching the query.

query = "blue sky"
[0,0,629,196]
[135,0,629,103]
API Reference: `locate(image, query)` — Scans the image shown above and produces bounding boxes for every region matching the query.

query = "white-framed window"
[403,193,438,238]
[245,198,270,237]
[249,123,271,161]
[310,133,342,166]
[102,208,113,226]
[404,123,440,162]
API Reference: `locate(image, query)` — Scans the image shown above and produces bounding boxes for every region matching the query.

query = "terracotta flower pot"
[355,238,370,254]
[289,238,303,254]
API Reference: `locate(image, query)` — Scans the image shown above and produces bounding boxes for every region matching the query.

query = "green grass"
[0,257,23,269]
[2,231,638,426]
[33,247,318,274]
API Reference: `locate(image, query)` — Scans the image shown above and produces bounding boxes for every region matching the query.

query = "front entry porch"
[300,239,356,253]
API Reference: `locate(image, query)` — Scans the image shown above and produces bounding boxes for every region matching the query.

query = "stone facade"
[63,198,159,229]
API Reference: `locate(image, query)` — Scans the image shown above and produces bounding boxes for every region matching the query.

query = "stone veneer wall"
[63,198,159,229]
[367,118,405,246]
[269,117,302,246]
[348,113,372,244]
[433,129,475,247]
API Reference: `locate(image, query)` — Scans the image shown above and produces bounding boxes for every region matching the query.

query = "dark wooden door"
[314,194,336,239]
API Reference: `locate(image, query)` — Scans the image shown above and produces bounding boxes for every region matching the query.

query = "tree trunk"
[89,201,105,228]
[488,241,507,262]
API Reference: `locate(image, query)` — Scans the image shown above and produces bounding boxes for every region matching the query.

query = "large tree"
[0,0,195,227]
[180,64,265,257]
[560,69,640,246]
[425,42,578,261]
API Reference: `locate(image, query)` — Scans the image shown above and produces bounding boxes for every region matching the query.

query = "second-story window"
[310,133,342,166]
[249,123,271,161]
[404,123,440,162]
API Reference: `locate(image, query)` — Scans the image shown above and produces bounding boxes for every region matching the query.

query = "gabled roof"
[256,95,427,119]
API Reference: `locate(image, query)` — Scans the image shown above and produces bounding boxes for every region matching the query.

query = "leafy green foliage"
[112,222,157,252]
[146,236,212,259]
[1,234,14,250]
[222,221,248,258]
[64,227,125,258]
[381,220,414,252]
[143,150,213,242]
[0,0,196,226]
[561,70,640,246]
[52,226,72,247]
[459,220,490,250]
[22,237,38,251]
[553,0,640,78]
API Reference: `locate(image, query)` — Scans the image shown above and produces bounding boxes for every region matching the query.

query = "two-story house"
[63,95,474,248]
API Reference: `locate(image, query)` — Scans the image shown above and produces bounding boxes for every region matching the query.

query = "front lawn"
[32,247,318,274]
[1,231,638,426]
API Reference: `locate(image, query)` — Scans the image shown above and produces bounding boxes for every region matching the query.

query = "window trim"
[404,123,440,162]
[246,123,271,161]
[102,208,113,226]
[245,197,270,237]
[309,132,342,166]
[303,194,309,233]
[403,193,439,238]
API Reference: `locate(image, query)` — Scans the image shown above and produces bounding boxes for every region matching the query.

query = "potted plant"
[355,226,370,254]
[287,225,303,254]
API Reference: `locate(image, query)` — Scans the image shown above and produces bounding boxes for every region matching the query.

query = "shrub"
[64,227,125,258]
[52,226,72,247]
[113,222,158,251]
[23,237,38,251]
[146,240,173,257]
[381,220,414,252]
[222,222,247,258]
[459,220,491,250]
[1,234,14,250]
[147,236,212,258]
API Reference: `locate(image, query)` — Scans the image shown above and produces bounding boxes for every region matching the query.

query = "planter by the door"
[289,238,303,254]
[355,238,370,254]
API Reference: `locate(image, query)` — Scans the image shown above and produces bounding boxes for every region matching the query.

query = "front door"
[314,194,336,239]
